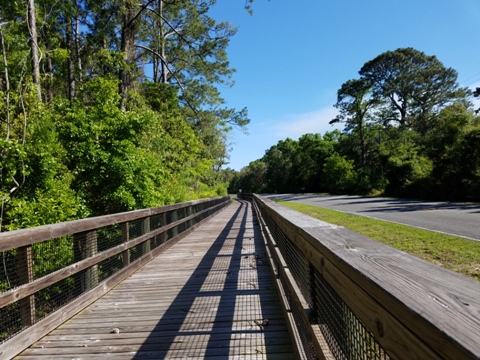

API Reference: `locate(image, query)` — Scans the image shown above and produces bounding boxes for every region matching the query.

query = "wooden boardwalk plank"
[17,200,293,359]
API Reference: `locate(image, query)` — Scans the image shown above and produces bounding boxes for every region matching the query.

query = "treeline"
[229,48,480,202]
[0,0,249,231]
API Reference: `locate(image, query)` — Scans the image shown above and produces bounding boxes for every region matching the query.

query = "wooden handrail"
[243,193,480,359]
[0,197,227,251]
[0,202,226,308]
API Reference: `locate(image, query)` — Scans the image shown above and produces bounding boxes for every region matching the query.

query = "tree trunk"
[159,0,168,84]
[359,116,366,168]
[152,0,161,83]
[45,37,54,103]
[74,0,83,84]
[0,27,11,141]
[153,55,158,82]
[119,0,137,110]
[66,18,76,101]
[27,0,41,101]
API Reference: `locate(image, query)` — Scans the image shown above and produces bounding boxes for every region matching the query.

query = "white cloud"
[226,106,344,171]
[273,106,342,139]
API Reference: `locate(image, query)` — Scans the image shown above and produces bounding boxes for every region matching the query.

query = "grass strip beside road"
[278,201,480,282]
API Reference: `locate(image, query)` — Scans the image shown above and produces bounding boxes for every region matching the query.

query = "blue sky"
[210,0,480,171]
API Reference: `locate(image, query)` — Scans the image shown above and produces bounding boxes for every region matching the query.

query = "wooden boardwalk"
[16,200,294,359]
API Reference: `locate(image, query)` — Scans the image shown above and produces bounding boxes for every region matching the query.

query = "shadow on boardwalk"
[129,199,293,358]
[17,200,293,359]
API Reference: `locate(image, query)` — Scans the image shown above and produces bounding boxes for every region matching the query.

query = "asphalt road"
[264,194,480,242]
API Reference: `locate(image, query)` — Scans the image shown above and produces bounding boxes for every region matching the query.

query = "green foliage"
[263,138,299,193]
[359,47,467,134]
[142,82,179,112]
[296,133,331,192]
[228,160,267,194]
[450,126,480,201]
[0,139,26,191]
[322,152,357,193]
[0,0,245,229]
[3,105,89,230]
[49,77,225,215]
[230,131,343,194]
[384,149,433,198]
[5,178,87,230]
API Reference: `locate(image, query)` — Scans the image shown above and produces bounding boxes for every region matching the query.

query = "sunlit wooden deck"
[16,200,294,359]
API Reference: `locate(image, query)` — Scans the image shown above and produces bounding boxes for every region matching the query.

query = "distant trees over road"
[229,48,480,202]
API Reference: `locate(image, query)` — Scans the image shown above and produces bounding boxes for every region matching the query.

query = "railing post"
[74,230,99,292]
[171,210,178,238]
[193,204,198,226]
[180,207,186,232]
[160,212,167,244]
[186,205,193,229]
[17,245,35,327]
[121,222,130,267]
[142,217,151,255]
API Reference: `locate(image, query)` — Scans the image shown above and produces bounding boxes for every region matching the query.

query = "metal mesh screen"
[290,289,318,360]
[260,208,316,359]
[312,268,389,360]
[1,235,80,342]
[257,203,390,360]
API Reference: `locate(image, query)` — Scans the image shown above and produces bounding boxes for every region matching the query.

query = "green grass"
[278,201,480,281]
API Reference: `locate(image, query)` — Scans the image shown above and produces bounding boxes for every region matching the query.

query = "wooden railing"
[0,196,230,359]
[241,193,480,359]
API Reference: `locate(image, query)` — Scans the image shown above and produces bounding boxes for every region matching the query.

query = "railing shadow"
[133,199,286,358]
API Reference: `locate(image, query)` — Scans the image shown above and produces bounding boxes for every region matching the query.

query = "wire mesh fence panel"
[1,249,21,293]
[1,248,25,342]
[264,211,312,305]
[149,213,165,249]
[35,237,74,278]
[166,209,179,239]
[96,224,123,281]
[129,242,144,263]
[35,274,79,321]
[312,268,389,360]
[0,249,22,341]
[283,231,311,306]
[289,289,318,360]
[129,218,145,241]
[0,300,19,342]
